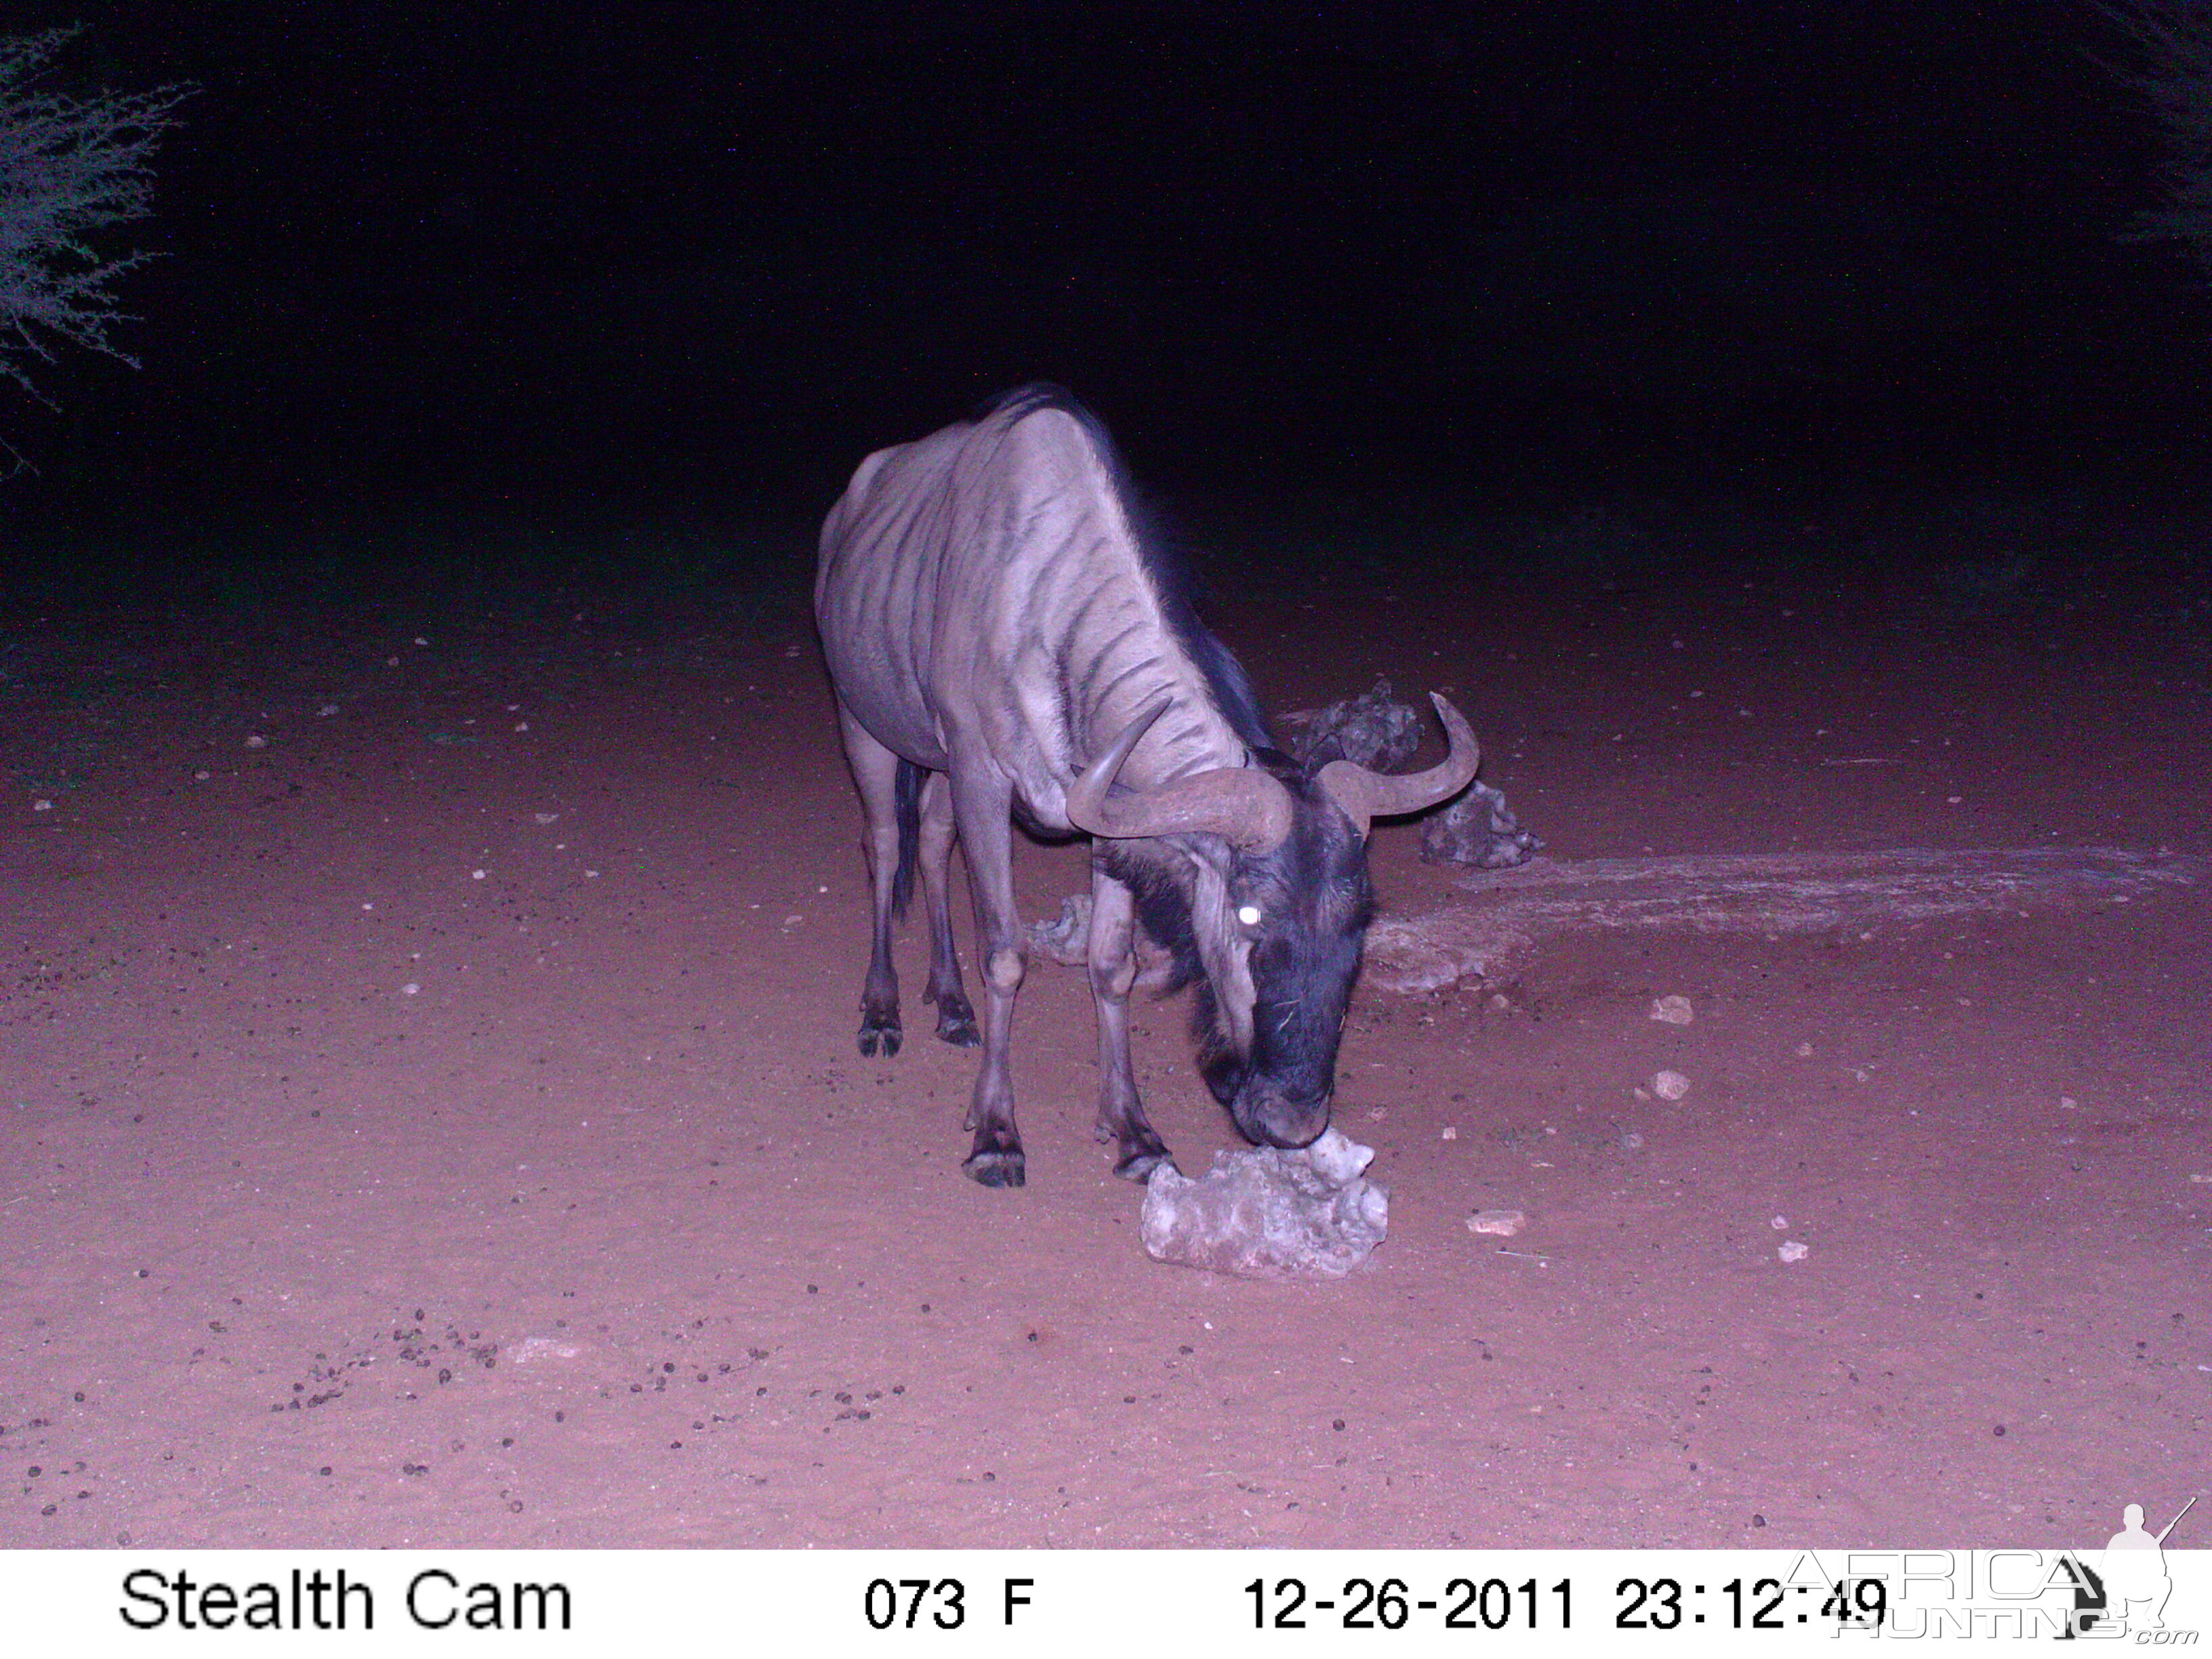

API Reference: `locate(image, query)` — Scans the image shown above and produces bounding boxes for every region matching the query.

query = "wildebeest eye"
[1235,903,1262,927]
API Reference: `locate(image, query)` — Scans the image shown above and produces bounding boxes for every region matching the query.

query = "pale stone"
[1140,1129,1388,1279]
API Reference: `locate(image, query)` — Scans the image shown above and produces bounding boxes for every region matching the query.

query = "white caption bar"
[3,1549,2205,1653]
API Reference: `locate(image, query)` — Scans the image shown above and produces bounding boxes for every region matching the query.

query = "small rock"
[1025,893,1173,986]
[1778,1240,1809,1264]
[1769,1214,1788,1229]
[1795,1042,1814,1057]
[1467,1208,1526,1237]
[1653,1069,1691,1101]
[1650,995,1694,1025]
[1285,679,1423,771]
[245,735,267,749]
[1282,684,1541,869]
[1361,919,1469,995]
[505,1336,582,1365]
[1027,893,1094,965]
[1420,781,1545,869]
[33,799,53,813]
[1440,1126,1458,1141]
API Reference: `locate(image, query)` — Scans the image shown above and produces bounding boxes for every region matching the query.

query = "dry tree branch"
[2097,1,2212,281]
[0,26,192,423]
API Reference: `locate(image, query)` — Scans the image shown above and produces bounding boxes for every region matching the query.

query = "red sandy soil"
[3,539,2206,1549]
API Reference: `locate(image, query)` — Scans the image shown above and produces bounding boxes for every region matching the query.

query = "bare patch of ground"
[3,539,2206,1547]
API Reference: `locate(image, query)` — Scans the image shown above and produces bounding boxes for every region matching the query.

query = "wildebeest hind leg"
[916,771,980,1047]
[951,770,1026,1187]
[835,704,903,1058]
[1087,865,1171,1180]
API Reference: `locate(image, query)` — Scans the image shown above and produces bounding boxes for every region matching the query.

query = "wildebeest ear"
[1315,693,1481,840]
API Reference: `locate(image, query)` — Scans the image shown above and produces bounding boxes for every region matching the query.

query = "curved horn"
[1315,692,1481,839]
[1065,699,1296,852]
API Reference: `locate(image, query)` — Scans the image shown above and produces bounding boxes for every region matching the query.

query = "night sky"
[4,1,2204,547]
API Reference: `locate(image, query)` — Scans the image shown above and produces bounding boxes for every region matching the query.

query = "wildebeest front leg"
[916,771,980,1048]
[951,769,1026,1187]
[835,704,903,1058]
[1088,865,1171,1181]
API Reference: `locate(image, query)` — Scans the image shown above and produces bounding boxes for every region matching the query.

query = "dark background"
[3,1,2206,575]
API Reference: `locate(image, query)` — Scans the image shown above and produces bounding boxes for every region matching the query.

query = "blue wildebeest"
[814,386,1479,1187]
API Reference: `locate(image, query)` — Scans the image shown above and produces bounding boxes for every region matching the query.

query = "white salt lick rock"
[1140,1129,1389,1279]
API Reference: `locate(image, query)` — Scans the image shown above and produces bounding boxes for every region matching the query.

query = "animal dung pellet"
[1466,1208,1527,1237]
[1140,1130,1389,1278]
[1777,1240,1810,1264]
[1652,1069,1691,1101]
[1650,994,1694,1025]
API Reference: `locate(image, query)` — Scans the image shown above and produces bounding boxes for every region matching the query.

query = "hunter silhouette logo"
[2064,1496,2198,1637]
[2101,1496,2194,1634]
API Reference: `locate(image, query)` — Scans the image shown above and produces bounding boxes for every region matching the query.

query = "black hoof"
[1097,1113,1170,1180]
[1113,1136,1173,1183]
[857,1021,901,1059]
[935,1000,981,1048]
[963,1148,1026,1188]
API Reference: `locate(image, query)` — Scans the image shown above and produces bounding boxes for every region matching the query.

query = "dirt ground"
[3,520,2207,1549]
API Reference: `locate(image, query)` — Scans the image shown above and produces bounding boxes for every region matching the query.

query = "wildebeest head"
[1068,695,1479,1149]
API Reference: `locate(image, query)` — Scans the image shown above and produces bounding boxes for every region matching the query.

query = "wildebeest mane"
[1103,842,1207,996]
[975,386,1317,1012]
[975,383,1276,753]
